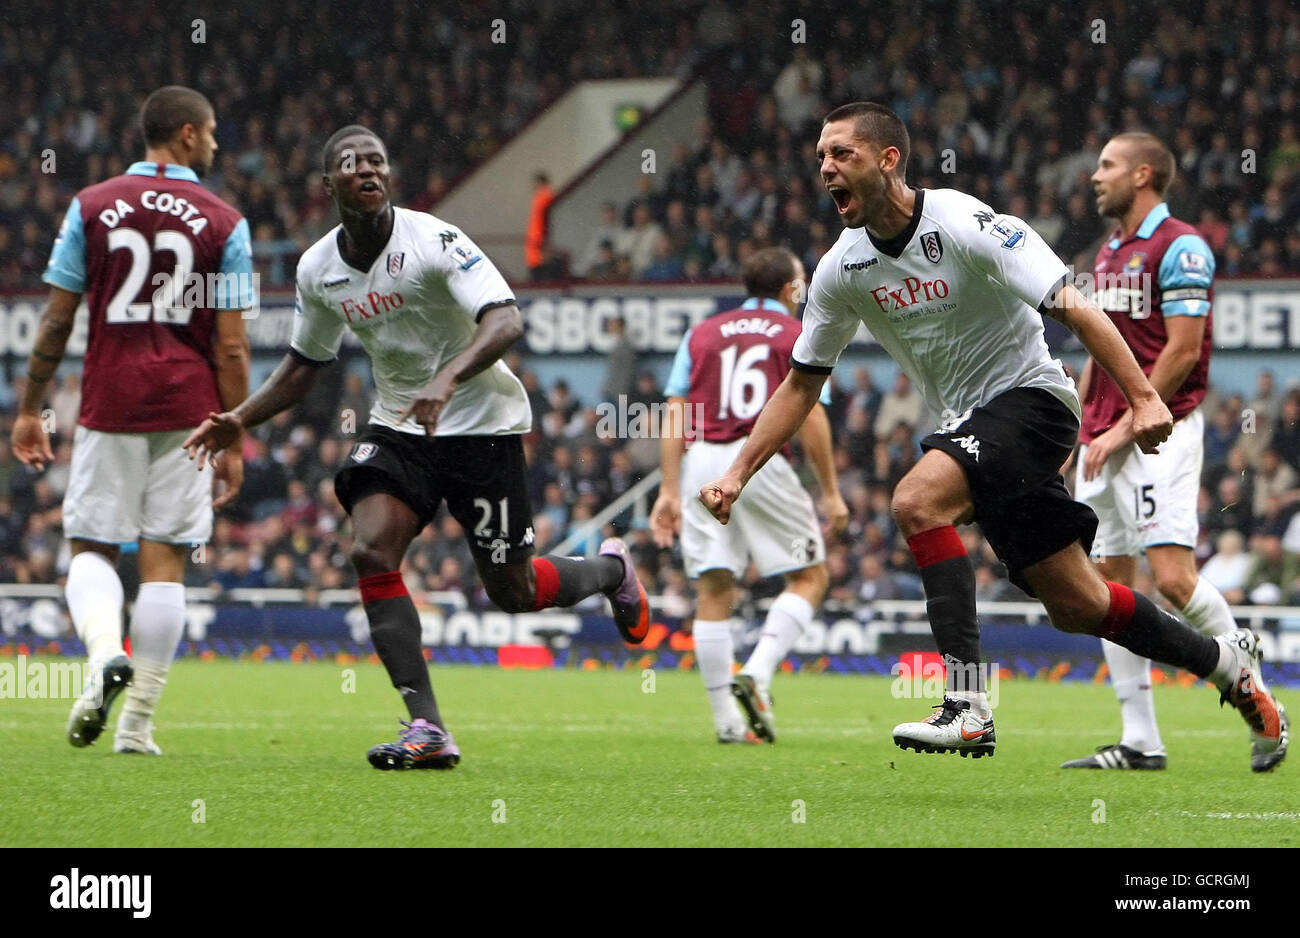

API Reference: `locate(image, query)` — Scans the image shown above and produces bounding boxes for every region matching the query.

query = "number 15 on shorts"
[1134,484,1155,520]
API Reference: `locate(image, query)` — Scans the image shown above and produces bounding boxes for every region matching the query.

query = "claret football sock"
[906,525,983,689]
[66,551,125,670]
[529,556,624,610]
[741,591,813,692]
[1096,582,1220,679]
[360,571,441,725]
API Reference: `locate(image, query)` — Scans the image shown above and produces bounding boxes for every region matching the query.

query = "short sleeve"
[664,327,693,397]
[791,271,860,373]
[290,282,346,362]
[818,380,832,406]
[43,197,87,293]
[963,210,1069,310]
[437,226,516,321]
[1157,233,1214,317]
[214,218,255,310]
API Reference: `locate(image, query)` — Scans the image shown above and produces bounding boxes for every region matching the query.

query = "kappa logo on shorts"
[351,443,378,462]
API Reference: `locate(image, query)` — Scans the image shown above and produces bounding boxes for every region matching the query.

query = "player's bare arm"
[11,286,82,472]
[700,368,824,524]
[796,402,849,537]
[1081,314,1205,480]
[649,394,690,547]
[1043,283,1172,453]
[207,308,252,507]
[400,303,524,436]
[182,351,324,465]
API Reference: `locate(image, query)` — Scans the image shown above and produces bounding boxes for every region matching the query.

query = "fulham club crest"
[386,252,405,277]
[352,443,377,463]
[920,230,944,264]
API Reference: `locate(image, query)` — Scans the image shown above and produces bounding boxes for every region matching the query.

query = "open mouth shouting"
[828,184,855,217]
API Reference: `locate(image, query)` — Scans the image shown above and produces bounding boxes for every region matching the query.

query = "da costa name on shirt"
[96,191,211,235]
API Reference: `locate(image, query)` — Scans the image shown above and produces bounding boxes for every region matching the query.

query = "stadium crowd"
[3,0,1300,616]
[0,2,1298,287]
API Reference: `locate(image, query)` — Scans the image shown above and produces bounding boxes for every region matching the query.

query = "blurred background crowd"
[2,0,1300,617]
[0,0,1298,287]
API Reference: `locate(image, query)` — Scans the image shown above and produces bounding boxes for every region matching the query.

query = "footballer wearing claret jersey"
[697,102,1285,766]
[1065,132,1287,773]
[11,86,253,756]
[183,125,648,770]
[650,247,847,745]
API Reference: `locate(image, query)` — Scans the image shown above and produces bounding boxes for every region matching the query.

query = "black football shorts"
[334,426,537,564]
[920,386,1098,596]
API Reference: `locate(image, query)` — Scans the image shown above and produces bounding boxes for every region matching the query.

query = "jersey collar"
[126,161,201,183]
[865,188,925,259]
[1107,201,1169,250]
[740,297,790,316]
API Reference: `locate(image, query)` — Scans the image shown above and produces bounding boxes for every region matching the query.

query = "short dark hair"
[823,102,910,177]
[139,86,213,146]
[742,246,798,299]
[321,124,383,173]
[1111,132,1176,196]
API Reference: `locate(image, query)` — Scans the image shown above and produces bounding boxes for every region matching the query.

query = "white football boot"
[892,697,996,757]
[1215,630,1287,772]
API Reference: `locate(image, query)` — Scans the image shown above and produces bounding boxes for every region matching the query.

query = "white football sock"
[1103,639,1163,754]
[66,551,125,671]
[117,582,185,737]
[1180,576,1236,637]
[948,689,992,720]
[693,619,745,731]
[741,591,813,693]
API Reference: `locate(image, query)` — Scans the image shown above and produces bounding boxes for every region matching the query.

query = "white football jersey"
[293,207,530,436]
[793,188,1076,430]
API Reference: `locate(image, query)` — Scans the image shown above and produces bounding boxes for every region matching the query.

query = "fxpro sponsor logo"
[49,869,151,919]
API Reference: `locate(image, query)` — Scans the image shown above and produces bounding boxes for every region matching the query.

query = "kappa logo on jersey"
[920,230,944,264]
[323,276,350,289]
[953,434,981,461]
[453,245,482,270]
[439,229,458,249]
[351,443,377,462]
[843,257,880,272]
[973,210,995,231]
[387,252,405,276]
[869,277,950,311]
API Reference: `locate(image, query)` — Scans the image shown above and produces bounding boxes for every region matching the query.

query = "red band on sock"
[531,557,559,612]
[1097,581,1137,642]
[906,525,966,568]
[359,571,407,604]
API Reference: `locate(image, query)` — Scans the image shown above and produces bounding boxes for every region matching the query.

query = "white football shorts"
[679,437,824,579]
[1075,407,1203,558]
[62,425,213,545]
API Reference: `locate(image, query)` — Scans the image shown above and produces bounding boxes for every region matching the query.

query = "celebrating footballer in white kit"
[185,125,649,771]
[698,103,1285,765]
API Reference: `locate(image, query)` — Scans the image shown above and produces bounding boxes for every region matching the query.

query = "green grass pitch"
[1,659,1295,847]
